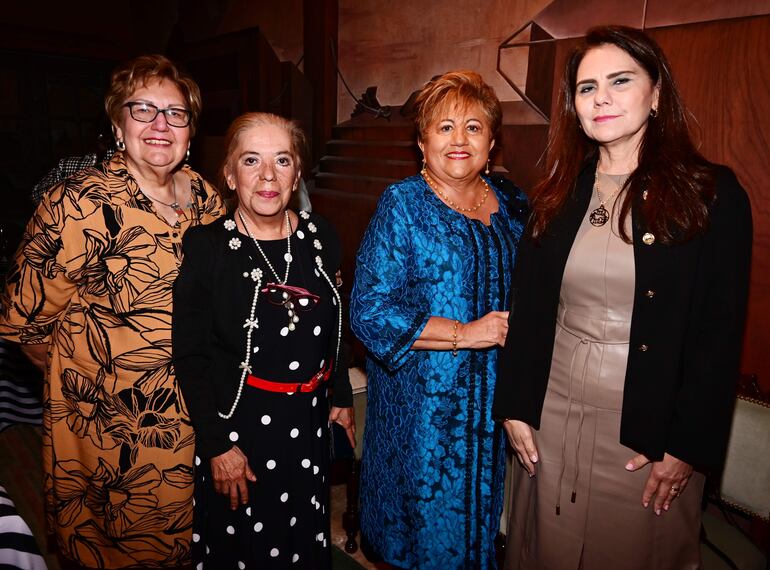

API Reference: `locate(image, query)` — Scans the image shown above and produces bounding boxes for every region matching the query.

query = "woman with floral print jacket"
[0,55,223,568]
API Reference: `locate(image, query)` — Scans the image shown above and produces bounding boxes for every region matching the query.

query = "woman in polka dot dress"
[172,112,355,569]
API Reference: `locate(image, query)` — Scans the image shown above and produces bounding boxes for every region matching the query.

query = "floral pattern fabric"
[0,151,224,568]
[350,175,528,569]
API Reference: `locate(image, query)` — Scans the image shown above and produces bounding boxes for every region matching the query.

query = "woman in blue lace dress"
[350,71,528,569]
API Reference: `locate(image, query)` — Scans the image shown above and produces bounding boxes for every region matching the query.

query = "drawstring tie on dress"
[555,321,628,515]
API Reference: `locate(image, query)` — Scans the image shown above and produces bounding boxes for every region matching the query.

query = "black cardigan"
[172,212,352,459]
[492,161,752,470]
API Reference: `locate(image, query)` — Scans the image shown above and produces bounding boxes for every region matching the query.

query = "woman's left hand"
[625,452,693,515]
[329,406,356,449]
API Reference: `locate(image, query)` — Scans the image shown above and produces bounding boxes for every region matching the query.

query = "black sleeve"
[666,167,753,467]
[491,233,548,427]
[172,228,232,459]
[311,212,353,408]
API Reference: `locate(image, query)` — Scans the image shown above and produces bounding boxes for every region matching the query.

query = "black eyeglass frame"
[123,102,191,128]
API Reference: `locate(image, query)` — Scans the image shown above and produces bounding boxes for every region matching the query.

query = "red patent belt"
[247,360,332,393]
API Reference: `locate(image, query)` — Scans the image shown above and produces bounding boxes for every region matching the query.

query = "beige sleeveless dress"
[504,174,704,570]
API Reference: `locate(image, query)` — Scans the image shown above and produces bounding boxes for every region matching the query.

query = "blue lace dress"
[350,174,527,569]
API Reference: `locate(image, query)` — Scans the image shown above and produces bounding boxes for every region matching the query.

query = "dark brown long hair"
[529,26,714,244]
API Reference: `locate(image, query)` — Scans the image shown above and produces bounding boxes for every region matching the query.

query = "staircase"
[310,109,421,289]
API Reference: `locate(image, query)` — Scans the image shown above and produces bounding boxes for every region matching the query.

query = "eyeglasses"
[123,102,191,128]
[261,283,320,310]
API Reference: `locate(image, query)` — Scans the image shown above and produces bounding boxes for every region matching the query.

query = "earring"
[116,139,126,151]
[186,148,191,161]
[421,157,426,173]
[485,160,490,175]
[649,108,658,118]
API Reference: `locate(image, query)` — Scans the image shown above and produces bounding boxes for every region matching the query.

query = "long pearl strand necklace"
[218,210,342,419]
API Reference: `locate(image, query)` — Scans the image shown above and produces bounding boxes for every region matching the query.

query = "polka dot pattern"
[188,227,334,567]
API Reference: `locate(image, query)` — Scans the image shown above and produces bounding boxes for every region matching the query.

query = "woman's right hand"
[210,445,257,510]
[503,419,539,477]
[459,311,509,349]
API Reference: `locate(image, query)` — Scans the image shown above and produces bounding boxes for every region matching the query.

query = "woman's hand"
[330,406,356,449]
[210,445,257,510]
[503,419,539,477]
[625,452,693,515]
[458,311,509,349]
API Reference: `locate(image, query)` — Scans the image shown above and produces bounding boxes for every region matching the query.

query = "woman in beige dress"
[493,26,752,569]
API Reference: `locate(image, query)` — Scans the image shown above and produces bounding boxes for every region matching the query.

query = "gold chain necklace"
[589,167,626,227]
[421,168,490,213]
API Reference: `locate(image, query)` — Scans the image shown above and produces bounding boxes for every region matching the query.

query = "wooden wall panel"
[648,18,770,388]
[645,0,770,28]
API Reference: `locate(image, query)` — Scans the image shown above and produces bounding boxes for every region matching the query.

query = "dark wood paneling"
[647,17,770,389]
[304,0,338,162]
[500,125,549,192]
[524,23,557,119]
[645,0,770,28]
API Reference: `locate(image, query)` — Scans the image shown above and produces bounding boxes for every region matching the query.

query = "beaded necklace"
[421,167,491,213]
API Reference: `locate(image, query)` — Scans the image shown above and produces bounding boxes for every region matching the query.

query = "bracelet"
[452,320,459,357]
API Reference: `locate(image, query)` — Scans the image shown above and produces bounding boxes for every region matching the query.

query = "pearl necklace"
[218,211,342,419]
[238,209,292,284]
[421,167,491,213]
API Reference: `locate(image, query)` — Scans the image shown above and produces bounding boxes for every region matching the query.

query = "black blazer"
[172,213,352,459]
[493,161,752,470]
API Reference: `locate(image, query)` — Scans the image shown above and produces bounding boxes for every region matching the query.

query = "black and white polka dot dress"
[174,212,347,570]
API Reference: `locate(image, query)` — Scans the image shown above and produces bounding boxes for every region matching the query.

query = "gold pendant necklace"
[589,167,625,227]
[422,168,490,213]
